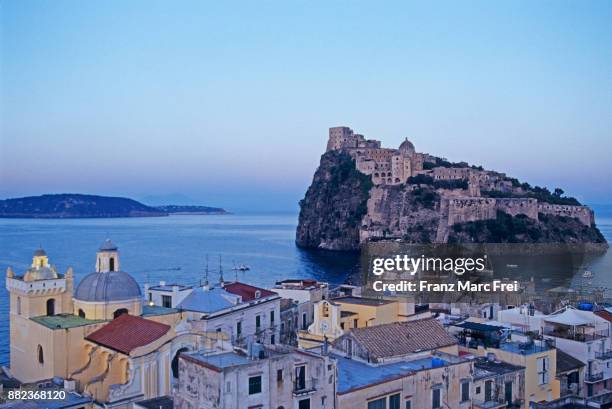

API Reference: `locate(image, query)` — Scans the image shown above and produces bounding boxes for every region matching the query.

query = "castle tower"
[326,126,354,151]
[6,248,74,382]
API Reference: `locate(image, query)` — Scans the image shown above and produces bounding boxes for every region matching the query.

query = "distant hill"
[0,194,227,218]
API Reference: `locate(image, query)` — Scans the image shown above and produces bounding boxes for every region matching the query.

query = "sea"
[1,208,611,367]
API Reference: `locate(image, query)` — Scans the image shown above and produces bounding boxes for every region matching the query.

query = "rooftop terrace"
[142,305,178,316]
[184,351,252,369]
[497,340,552,355]
[334,296,394,306]
[334,353,463,394]
[30,314,104,329]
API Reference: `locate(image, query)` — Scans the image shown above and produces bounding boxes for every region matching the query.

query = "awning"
[454,322,505,332]
[543,308,603,326]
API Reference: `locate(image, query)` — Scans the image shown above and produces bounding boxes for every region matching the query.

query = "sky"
[1,0,611,212]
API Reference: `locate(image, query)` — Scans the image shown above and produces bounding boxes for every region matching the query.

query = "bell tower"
[96,239,120,272]
[6,248,74,382]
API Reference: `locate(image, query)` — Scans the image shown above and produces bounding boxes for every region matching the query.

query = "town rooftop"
[334,353,465,394]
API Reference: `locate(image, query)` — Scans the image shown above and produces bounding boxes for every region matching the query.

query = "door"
[46,299,55,316]
[485,380,492,402]
[505,381,512,404]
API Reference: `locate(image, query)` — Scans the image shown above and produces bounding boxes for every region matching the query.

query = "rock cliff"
[296,151,372,250]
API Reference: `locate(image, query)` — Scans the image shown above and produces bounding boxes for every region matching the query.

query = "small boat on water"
[506,264,519,268]
[233,264,250,271]
[583,270,593,279]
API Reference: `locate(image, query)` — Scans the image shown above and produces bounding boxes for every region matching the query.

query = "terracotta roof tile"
[85,314,170,354]
[335,318,457,360]
[595,310,612,322]
[223,282,277,302]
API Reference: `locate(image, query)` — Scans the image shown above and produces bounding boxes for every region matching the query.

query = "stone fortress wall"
[446,197,539,226]
[326,127,595,239]
[538,203,594,226]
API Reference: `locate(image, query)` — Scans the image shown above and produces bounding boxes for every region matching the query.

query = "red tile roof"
[334,318,457,361]
[595,310,612,322]
[85,314,170,354]
[223,282,277,302]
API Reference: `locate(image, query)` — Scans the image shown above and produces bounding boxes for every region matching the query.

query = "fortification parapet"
[538,203,594,226]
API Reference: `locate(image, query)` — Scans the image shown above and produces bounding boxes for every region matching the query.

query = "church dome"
[399,138,415,154]
[74,270,142,302]
[34,248,47,257]
[74,240,141,302]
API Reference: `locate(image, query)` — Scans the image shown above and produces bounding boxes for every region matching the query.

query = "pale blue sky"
[1,1,611,212]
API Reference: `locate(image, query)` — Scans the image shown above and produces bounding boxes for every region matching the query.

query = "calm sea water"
[1,212,610,367]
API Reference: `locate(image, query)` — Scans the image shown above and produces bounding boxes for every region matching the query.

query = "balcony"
[293,379,317,396]
[585,371,604,383]
[543,328,609,342]
[472,397,507,409]
[595,350,612,360]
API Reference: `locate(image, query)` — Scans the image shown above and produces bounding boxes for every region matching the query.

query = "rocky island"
[296,127,607,251]
[0,194,227,218]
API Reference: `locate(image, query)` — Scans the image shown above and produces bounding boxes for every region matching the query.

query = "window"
[346,339,353,357]
[109,257,115,271]
[405,401,411,409]
[298,399,310,409]
[368,397,386,409]
[148,293,152,302]
[302,313,307,330]
[162,295,172,308]
[295,365,306,390]
[271,334,275,345]
[270,310,275,325]
[256,315,261,330]
[389,393,400,409]
[37,345,44,364]
[277,369,283,382]
[248,375,262,395]
[432,388,441,409]
[113,308,128,319]
[78,309,85,318]
[225,381,231,392]
[461,380,470,402]
[340,322,345,330]
[16,297,21,315]
[353,318,358,328]
[476,386,481,394]
[236,321,242,337]
[537,356,550,385]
